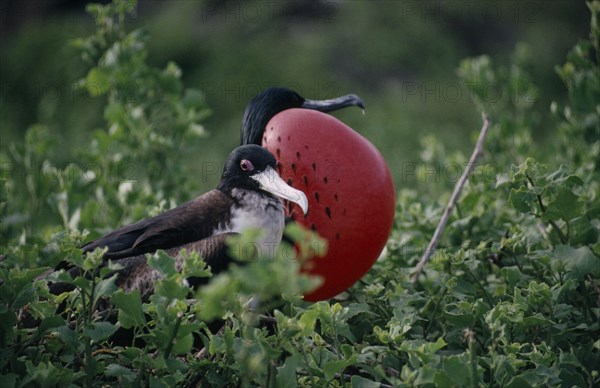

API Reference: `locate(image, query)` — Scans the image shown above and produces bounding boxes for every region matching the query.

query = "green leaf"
[46,270,75,285]
[501,266,522,287]
[93,274,118,305]
[104,102,127,124]
[11,283,37,310]
[83,321,118,342]
[569,215,599,245]
[443,354,470,385]
[154,277,188,300]
[558,351,587,387]
[112,290,145,328]
[121,347,144,361]
[11,267,50,291]
[85,68,110,97]
[180,249,211,279]
[509,187,535,213]
[38,316,67,335]
[171,333,194,355]
[322,355,358,381]
[298,309,319,334]
[344,303,372,319]
[73,276,92,294]
[553,245,600,281]
[0,374,17,388]
[444,305,476,326]
[194,274,238,321]
[105,364,136,381]
[542,186,582,222]
[429,337,447,353]
[351,375,380,387]
[522,313,552,326]
[276,354,301,388]
[55,326,79,351]
[0,311,17,335]
[505,369,551,388]
[414,365,438,385]
[148,250,177,277]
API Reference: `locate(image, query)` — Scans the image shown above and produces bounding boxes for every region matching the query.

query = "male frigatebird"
[240,88,395,301]
[75,145,308,298]
[241,87,365,145]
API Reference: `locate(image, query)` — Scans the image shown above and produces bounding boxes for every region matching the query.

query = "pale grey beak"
[252,166,309,214]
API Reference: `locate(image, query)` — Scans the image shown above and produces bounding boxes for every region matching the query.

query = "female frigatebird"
[77,145,308,298]
[240,88,395,301]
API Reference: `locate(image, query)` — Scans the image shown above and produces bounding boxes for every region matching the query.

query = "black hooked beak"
[302,94,365,114]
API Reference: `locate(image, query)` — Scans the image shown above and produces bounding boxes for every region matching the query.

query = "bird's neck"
[217,189,286,260]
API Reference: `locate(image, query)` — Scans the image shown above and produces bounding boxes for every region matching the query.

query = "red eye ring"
[240,159,254,172]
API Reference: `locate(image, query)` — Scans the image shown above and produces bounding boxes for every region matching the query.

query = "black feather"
[240,87,365,145]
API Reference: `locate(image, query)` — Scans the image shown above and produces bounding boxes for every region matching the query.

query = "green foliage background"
[0,0,590,194]
[1,1,599,386]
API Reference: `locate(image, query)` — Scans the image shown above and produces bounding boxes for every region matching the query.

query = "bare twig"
[193,323,227,359]
[412,114,491,284]
[193,346,208,359]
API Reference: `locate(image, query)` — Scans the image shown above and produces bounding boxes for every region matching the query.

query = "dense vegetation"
[1,1,599,386]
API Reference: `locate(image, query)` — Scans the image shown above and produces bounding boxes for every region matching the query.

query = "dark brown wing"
[115,233,237,298]
[50,233,237,298]
[82,190,233,260]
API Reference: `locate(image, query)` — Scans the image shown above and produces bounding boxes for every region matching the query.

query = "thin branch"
[193,346,208,359]
[412,114,491,284]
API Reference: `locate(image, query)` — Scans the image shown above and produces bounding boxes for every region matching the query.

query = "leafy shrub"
[1,1,598,386]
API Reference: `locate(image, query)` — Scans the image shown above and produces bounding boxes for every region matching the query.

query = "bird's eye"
[240,159,254,172]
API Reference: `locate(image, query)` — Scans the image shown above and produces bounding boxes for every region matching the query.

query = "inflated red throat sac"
[262,109,395,301]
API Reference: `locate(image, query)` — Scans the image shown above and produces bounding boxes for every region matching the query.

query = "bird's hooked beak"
[302,94,365,114]
[251,166,309,215]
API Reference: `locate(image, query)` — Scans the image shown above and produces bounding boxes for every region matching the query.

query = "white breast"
[215,189,286,257]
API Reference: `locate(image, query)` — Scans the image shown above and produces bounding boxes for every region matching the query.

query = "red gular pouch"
[263,109,395,301]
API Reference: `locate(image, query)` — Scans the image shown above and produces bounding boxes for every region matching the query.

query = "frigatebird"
[241,87,364,146]
[239,88,395,301]
[69,145,308,298]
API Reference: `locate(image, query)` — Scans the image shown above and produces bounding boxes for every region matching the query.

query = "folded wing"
[82,190,234,260]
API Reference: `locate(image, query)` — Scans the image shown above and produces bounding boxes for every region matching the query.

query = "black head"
[218,145,277,192]
[241,87,365,145]
[217,145,309,213]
